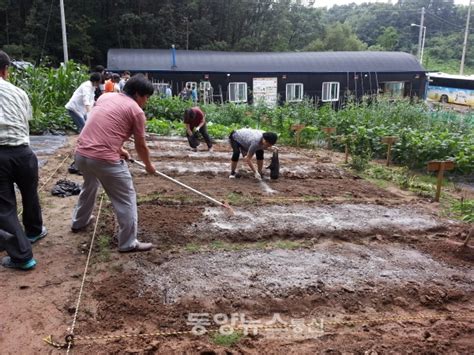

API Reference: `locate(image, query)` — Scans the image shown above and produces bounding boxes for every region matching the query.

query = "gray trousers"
[72,154,138,251]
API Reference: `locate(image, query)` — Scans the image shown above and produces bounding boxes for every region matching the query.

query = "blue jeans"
[67,109,86,132]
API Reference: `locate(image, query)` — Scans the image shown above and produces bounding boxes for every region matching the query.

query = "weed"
[274,240,302,250]
[226,192,256,205]
[96,235,111,262]
[447,198,474,223]
[210,332,243,347]
[185,243,201,252]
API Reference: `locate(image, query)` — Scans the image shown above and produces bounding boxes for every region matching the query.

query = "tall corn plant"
[10,61,88,119]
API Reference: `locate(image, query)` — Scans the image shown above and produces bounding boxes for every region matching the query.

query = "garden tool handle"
[129,159,234,214]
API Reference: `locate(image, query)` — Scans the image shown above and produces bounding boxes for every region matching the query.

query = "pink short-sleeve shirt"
[76,93,146,162]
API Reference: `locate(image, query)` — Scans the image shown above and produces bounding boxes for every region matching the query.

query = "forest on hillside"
[0,0,472,73]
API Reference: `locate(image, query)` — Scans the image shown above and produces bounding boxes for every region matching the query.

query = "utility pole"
[417,7,425,62]
[59,0,69,63]
[185,17,189,50]
[460,0,472,75]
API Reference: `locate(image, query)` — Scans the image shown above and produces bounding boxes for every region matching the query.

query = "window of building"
[228,82,247,103]
[382,82,405,97]
[152,83,170,96]
[185,81,197,90]
[322,82,340,102]
[286,83,304,102]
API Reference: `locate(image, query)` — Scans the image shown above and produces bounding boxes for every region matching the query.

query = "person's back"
[77,93,145,162]
[0,77,31,146]
[65,80,95,118]
[233,128,263,151]
[0,50,46,270]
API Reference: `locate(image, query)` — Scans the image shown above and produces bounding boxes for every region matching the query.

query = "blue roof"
[107,49,424,74]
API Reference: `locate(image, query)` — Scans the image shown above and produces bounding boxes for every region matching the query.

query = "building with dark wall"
[107,49,426,106]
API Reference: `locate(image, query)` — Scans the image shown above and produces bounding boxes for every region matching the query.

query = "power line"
[425,10,466,30]
[40,0,55,61]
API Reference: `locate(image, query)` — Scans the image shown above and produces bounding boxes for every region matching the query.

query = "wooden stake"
[336,134,354,164]
[464,226,474,247]
[381,136,398,166]
[322,127,336,150]
[427,160,455,202]
[435,162,445,202]
[291,124,305,147]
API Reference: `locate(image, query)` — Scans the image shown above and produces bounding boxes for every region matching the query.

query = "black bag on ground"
[267,151,280,180]
[51,179,81,197]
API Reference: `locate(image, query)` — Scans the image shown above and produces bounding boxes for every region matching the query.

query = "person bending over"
[228,128,277,180]
[184,107,213,152]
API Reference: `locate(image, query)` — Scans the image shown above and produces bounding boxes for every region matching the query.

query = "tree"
[376,26,400,50]
[303,23,367,51]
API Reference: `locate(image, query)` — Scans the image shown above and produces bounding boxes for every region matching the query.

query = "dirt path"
[0,135,472,354]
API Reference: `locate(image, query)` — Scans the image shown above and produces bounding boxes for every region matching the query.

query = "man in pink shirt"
[71,74,156,252]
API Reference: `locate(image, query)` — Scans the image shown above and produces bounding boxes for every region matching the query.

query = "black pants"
[187,124,212,149]
[229,132,264,162]
[0,145,42,263]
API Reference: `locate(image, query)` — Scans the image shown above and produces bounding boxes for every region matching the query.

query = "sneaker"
[119,241,154,253]
[229,172,241,179]
[68,162,82,175]
[26,226,48,244]
[71,215,96,233]
[1,256,37,270]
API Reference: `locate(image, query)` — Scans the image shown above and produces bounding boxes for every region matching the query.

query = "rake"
[129,159,235,215]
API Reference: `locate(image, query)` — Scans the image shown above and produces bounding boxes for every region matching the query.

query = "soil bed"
[1,135,472,354]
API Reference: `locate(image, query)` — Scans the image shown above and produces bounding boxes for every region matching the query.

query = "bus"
[426,72,474,108]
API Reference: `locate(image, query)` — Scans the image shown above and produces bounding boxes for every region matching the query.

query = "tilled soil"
[0,135,472,354]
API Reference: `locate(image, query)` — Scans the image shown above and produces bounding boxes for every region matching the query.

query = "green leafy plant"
[449,199,474,223]
[211,332,243,347]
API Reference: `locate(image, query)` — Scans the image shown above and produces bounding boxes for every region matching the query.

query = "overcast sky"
[313,0,472,8]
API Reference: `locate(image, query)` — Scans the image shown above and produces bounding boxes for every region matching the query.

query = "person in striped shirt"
[0,50,47,270]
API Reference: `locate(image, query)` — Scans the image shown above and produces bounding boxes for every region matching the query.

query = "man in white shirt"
[0,50,47,271]
[65,73,101,132]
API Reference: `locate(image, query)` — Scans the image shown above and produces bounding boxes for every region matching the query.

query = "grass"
[185,243,201,252]
[442,197,474,223]
[137,193,198,205]
[210,240,246,251]
[226,192,257,205]
[274,240,302,250]
[183,239,307,253]
[210,331,243,347]
[364,164,474,220]
[137,192,162,204]
[363,164,437,198]
[96,235,111,262]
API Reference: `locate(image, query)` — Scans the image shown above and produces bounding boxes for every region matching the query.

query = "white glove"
[254,172,262,180]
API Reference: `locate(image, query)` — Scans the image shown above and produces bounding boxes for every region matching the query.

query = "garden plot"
[196,204,443,238]
[139,160,352,180]
[146,136,321,161]
[137,242,473,305]
[66,137,473,353]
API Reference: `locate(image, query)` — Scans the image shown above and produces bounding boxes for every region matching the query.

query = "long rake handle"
[130,159,228,209]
